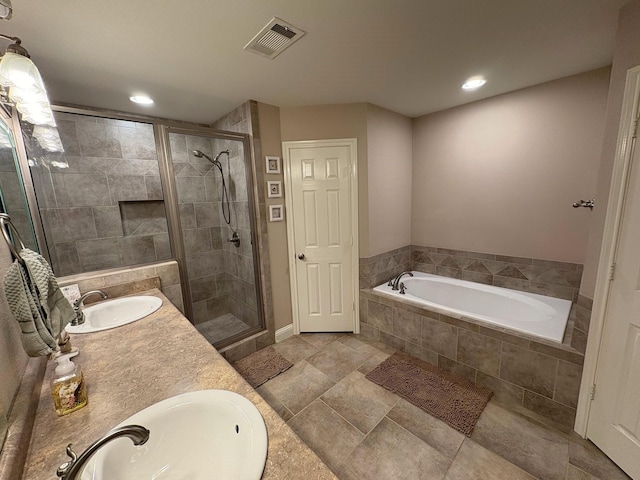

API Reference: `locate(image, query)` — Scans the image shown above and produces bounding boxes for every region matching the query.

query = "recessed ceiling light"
[461,76,486,91]
[129,95,154,105]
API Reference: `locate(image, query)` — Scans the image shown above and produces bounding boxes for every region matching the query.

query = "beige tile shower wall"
[29,112,170,276]
[360,289,588,429]
[58,261,183,313]
[582,1,640,298]
[411,245,583,301]
[411,67,610,265]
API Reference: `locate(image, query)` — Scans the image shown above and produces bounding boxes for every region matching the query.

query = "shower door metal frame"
[158,125,266,348]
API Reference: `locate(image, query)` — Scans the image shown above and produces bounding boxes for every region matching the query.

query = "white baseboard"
[275,324,294,343]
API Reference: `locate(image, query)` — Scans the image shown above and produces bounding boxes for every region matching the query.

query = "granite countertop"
[22,289,336,480]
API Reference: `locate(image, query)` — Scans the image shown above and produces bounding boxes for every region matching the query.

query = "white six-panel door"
[588,125,640,479]
[283,139,358,333]
[585,67,640,479]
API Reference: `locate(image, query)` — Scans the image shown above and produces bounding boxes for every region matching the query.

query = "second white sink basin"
[79,390,268,479]
[66,296,162,334]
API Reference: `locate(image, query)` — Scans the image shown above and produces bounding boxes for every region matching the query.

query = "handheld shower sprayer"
[192,149,229,166]
[191,149,234,230]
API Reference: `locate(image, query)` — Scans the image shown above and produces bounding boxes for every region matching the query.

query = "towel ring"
[0,213,26,265]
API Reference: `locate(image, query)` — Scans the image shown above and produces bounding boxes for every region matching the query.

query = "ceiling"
[1,0,630,124]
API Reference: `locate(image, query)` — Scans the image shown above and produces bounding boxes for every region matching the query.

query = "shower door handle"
[297,253,305,260]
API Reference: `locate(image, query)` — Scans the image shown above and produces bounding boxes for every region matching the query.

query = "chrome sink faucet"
[56,425,150,480]
[71,290,107,326]
[390,271,413,291]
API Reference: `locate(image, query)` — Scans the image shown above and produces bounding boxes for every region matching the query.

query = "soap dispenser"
[51,351,87,416]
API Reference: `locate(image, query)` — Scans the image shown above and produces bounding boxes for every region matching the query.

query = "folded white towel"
[3,248,75,357]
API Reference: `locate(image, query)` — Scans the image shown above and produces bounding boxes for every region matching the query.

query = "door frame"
[282,138,359,335]
[575,65,640,436]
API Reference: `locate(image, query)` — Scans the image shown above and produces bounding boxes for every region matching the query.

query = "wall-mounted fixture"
[573,198,594,209]
[0,0,11,20]
[0,34,63,151]
[0,34,55,125]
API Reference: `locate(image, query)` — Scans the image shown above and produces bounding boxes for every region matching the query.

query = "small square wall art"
[269,204,284,222]
[267,180,282,198]
[265,156,281,174]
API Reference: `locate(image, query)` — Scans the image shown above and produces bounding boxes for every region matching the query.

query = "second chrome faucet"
[388,271,413,292]
[71,290,108,326]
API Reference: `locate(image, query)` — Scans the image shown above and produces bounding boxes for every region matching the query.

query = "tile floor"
[195,313,250,344]
[252,333,630,480]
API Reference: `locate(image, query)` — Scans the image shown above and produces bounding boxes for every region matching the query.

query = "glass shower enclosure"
[18,108,265,349]
[160,127,264,347]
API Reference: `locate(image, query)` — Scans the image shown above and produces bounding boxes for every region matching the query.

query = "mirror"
[0,112,38,252]
[0,110,36,454]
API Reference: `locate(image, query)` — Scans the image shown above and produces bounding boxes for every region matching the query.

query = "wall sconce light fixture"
[0,34,55,126]
[0,0,12,20]
[0,33,63,151]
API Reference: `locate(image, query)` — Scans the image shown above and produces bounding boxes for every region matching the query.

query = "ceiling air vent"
[244,17,306,59]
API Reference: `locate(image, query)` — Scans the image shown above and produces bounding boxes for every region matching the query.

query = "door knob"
[297,253,305,260]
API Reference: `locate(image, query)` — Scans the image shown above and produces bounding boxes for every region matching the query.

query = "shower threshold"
[196,314,252,345]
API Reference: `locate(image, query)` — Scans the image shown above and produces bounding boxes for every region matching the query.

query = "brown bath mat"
[366,351,493,436]
[233,346,293,388]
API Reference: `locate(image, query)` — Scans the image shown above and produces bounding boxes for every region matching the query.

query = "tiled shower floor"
[250,333,629,480]
[195,313,251,344]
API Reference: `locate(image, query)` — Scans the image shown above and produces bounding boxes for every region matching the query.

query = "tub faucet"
[391,271,413,291]
[71,290,107,326]
[56,425,150,480]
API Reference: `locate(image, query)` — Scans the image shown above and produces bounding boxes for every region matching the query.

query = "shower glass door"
[163,128,263,348]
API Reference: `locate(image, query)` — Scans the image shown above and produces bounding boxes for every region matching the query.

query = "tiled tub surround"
[360,288,590,430]
[374,272,572,343]
[411,245,583,302]
[359,246,411,289]
[27,112,171,275]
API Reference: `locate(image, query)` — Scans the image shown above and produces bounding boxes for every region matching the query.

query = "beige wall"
[366,104,413,256]
[0,240,29,445]
[257,102,293,331]
[279,103,370,256]
[411,68,610,263]
[581,1,640,298]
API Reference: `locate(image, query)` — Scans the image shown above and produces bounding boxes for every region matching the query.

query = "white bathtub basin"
[375,272,571,342]
[79,390,268,480]
[65,296,163,334]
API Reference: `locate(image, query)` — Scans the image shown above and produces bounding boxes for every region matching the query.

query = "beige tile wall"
[411,245,582,301]
[29,112,170,275]
[359,246,411,289]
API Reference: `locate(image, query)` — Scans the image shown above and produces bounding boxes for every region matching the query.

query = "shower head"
[192,149,229,164]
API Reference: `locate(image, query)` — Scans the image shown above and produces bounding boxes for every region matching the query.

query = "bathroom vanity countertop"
[21,289,336,480]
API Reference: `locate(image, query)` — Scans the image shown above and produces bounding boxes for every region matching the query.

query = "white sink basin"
[80,390,268,480]
[65,296,162,334]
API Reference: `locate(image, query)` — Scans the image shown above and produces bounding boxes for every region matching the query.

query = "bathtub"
[373,272,572,343]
